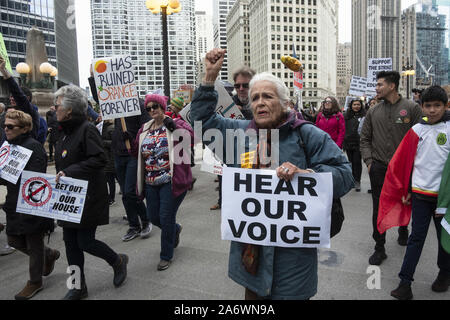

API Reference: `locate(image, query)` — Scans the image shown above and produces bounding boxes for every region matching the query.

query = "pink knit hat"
[144,94,169,111]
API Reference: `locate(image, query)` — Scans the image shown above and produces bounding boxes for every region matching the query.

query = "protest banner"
[221,167,333,248]
[179,81,244,123]
[0,33,13,74]
[16,171,88,224]
[349,76,367,97]
[366,58,392,96]
[0,142,33,184]
[92,55,141,121]
[173,89,193,104]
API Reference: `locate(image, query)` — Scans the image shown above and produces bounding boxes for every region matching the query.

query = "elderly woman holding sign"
[190,49,353,300]
[54,85,128,300]
[0,110,58,300]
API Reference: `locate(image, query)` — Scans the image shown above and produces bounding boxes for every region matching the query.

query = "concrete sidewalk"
[0,163,448,300]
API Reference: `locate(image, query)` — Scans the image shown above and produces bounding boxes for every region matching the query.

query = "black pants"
[8,233,53,283]
[48,142,55,159]
[218,175,222,206]
[105,172,116,202]
[369,161,408,252]
[63,227,118,281]
[346,149,362,183]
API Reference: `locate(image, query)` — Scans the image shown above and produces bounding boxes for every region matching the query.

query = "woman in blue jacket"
[190,49,354,300]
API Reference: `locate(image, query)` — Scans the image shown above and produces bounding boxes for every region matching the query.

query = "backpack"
[296,124,345,238]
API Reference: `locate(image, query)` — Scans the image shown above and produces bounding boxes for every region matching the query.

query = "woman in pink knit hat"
[132,93,193,271]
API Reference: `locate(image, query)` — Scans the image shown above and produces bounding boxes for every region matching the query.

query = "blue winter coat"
[190,85,354,300]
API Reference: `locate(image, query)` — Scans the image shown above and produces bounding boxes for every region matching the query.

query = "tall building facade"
[195,11,214,62]
[403,1,449,87]
[91,0,196,97]
[213,0,236,80]
[249,0,338,108]
[0,0,78,100]
[337,42,352,106]
[352,0,402,78]
[226,0,250,83]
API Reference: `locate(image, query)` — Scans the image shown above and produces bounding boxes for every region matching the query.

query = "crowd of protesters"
[0,48,449,302]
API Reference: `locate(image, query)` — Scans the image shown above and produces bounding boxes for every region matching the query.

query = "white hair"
[248,72,291,108]
[54,85,88,118]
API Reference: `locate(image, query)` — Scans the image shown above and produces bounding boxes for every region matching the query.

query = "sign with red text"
[0,142,33,184]
[221,167,333,248]
[93,55,141,120]
[16,171,88,224]
[294,71,304,92]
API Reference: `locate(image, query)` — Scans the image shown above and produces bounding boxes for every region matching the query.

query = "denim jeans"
[145,182,186,261]
[399,194,450,284]
[115,155,148,230]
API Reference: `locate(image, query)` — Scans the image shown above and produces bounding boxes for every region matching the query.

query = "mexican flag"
[438,155,450,254]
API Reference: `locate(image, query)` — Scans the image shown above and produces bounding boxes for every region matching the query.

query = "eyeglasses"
[146,104,162,112]
[324,100,333,104]
[2,124,24,130]
[234,83,249,89]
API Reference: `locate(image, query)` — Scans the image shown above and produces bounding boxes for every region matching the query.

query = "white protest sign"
[349,76,368,96]
[93,55,142,121]
[179,81,244,123]
[221,167,333,249]
[294,71,304,92]
[0,142,33,184]
[366,58,393,96]
[201,147,224,176]
[96,121,104,136]
[16,171,88,224]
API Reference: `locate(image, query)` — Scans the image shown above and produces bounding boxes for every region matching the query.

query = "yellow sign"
[0,33,13,74]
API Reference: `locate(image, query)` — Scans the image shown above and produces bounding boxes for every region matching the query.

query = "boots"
[391,282,413,300]
[15,281,43,300]
[112,254,128,288]
[43,249,60,277]
[431,274,450,293]
[62,282,88,300]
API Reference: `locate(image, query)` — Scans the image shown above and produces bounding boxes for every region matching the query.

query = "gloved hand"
[122,131,133,141]
[163,117,176,132]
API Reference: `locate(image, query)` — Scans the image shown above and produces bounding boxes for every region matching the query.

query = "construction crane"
[416,54,435,85]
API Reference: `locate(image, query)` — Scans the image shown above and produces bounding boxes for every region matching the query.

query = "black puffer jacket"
[344,108,366,151]
[55,116,109,229]
[1,133,53,236]
[101,121,115,174]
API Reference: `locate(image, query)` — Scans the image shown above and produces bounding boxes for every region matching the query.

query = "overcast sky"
[74,0,417,88]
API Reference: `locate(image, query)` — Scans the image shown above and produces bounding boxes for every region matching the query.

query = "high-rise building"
[226,0,251,83]
[213,0,236,80]
[402,1,449,87]
[352,0,402,78]
[249,0,338,108]
[0,0,78,99]
[91,0,196,97]
[337,42,352,106]
[195,11,214,62]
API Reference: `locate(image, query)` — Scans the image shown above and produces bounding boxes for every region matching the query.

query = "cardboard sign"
[179,81,244,123]
[0,33,13,74]
[349,76,368,97]
[366,58,392,96]
[0,142,33,184]
[93,55,142,121]
[16,171,88,224]
[221,167,333,248]
[173,90,193,104]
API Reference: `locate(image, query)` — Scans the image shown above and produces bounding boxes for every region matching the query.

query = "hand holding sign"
[276,162,311,182]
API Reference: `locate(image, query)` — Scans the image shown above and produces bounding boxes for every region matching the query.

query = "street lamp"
[402,58,415,100]
[16,62,31,86]
[146,0,182,99]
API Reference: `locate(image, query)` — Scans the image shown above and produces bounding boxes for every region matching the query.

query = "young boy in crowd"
[377,86,450,300]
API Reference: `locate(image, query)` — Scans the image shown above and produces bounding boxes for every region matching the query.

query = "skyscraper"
[195,11,214,62]
[0,0,79,98]
[226,0,250,83]
[213,0,236,80]
[352,0,402,78]
[337,43,352,106]
[249,0,338,108]
[403,1,449,87]
[91,0,196,97]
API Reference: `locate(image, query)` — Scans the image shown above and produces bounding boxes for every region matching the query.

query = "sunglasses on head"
[234,83,249,89]
[2,124,24,130]
[146,104,162,112]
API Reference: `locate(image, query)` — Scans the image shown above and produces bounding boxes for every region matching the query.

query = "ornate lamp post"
[402,58,416,100]
[16,62,31,86]
[146,0,182,99]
